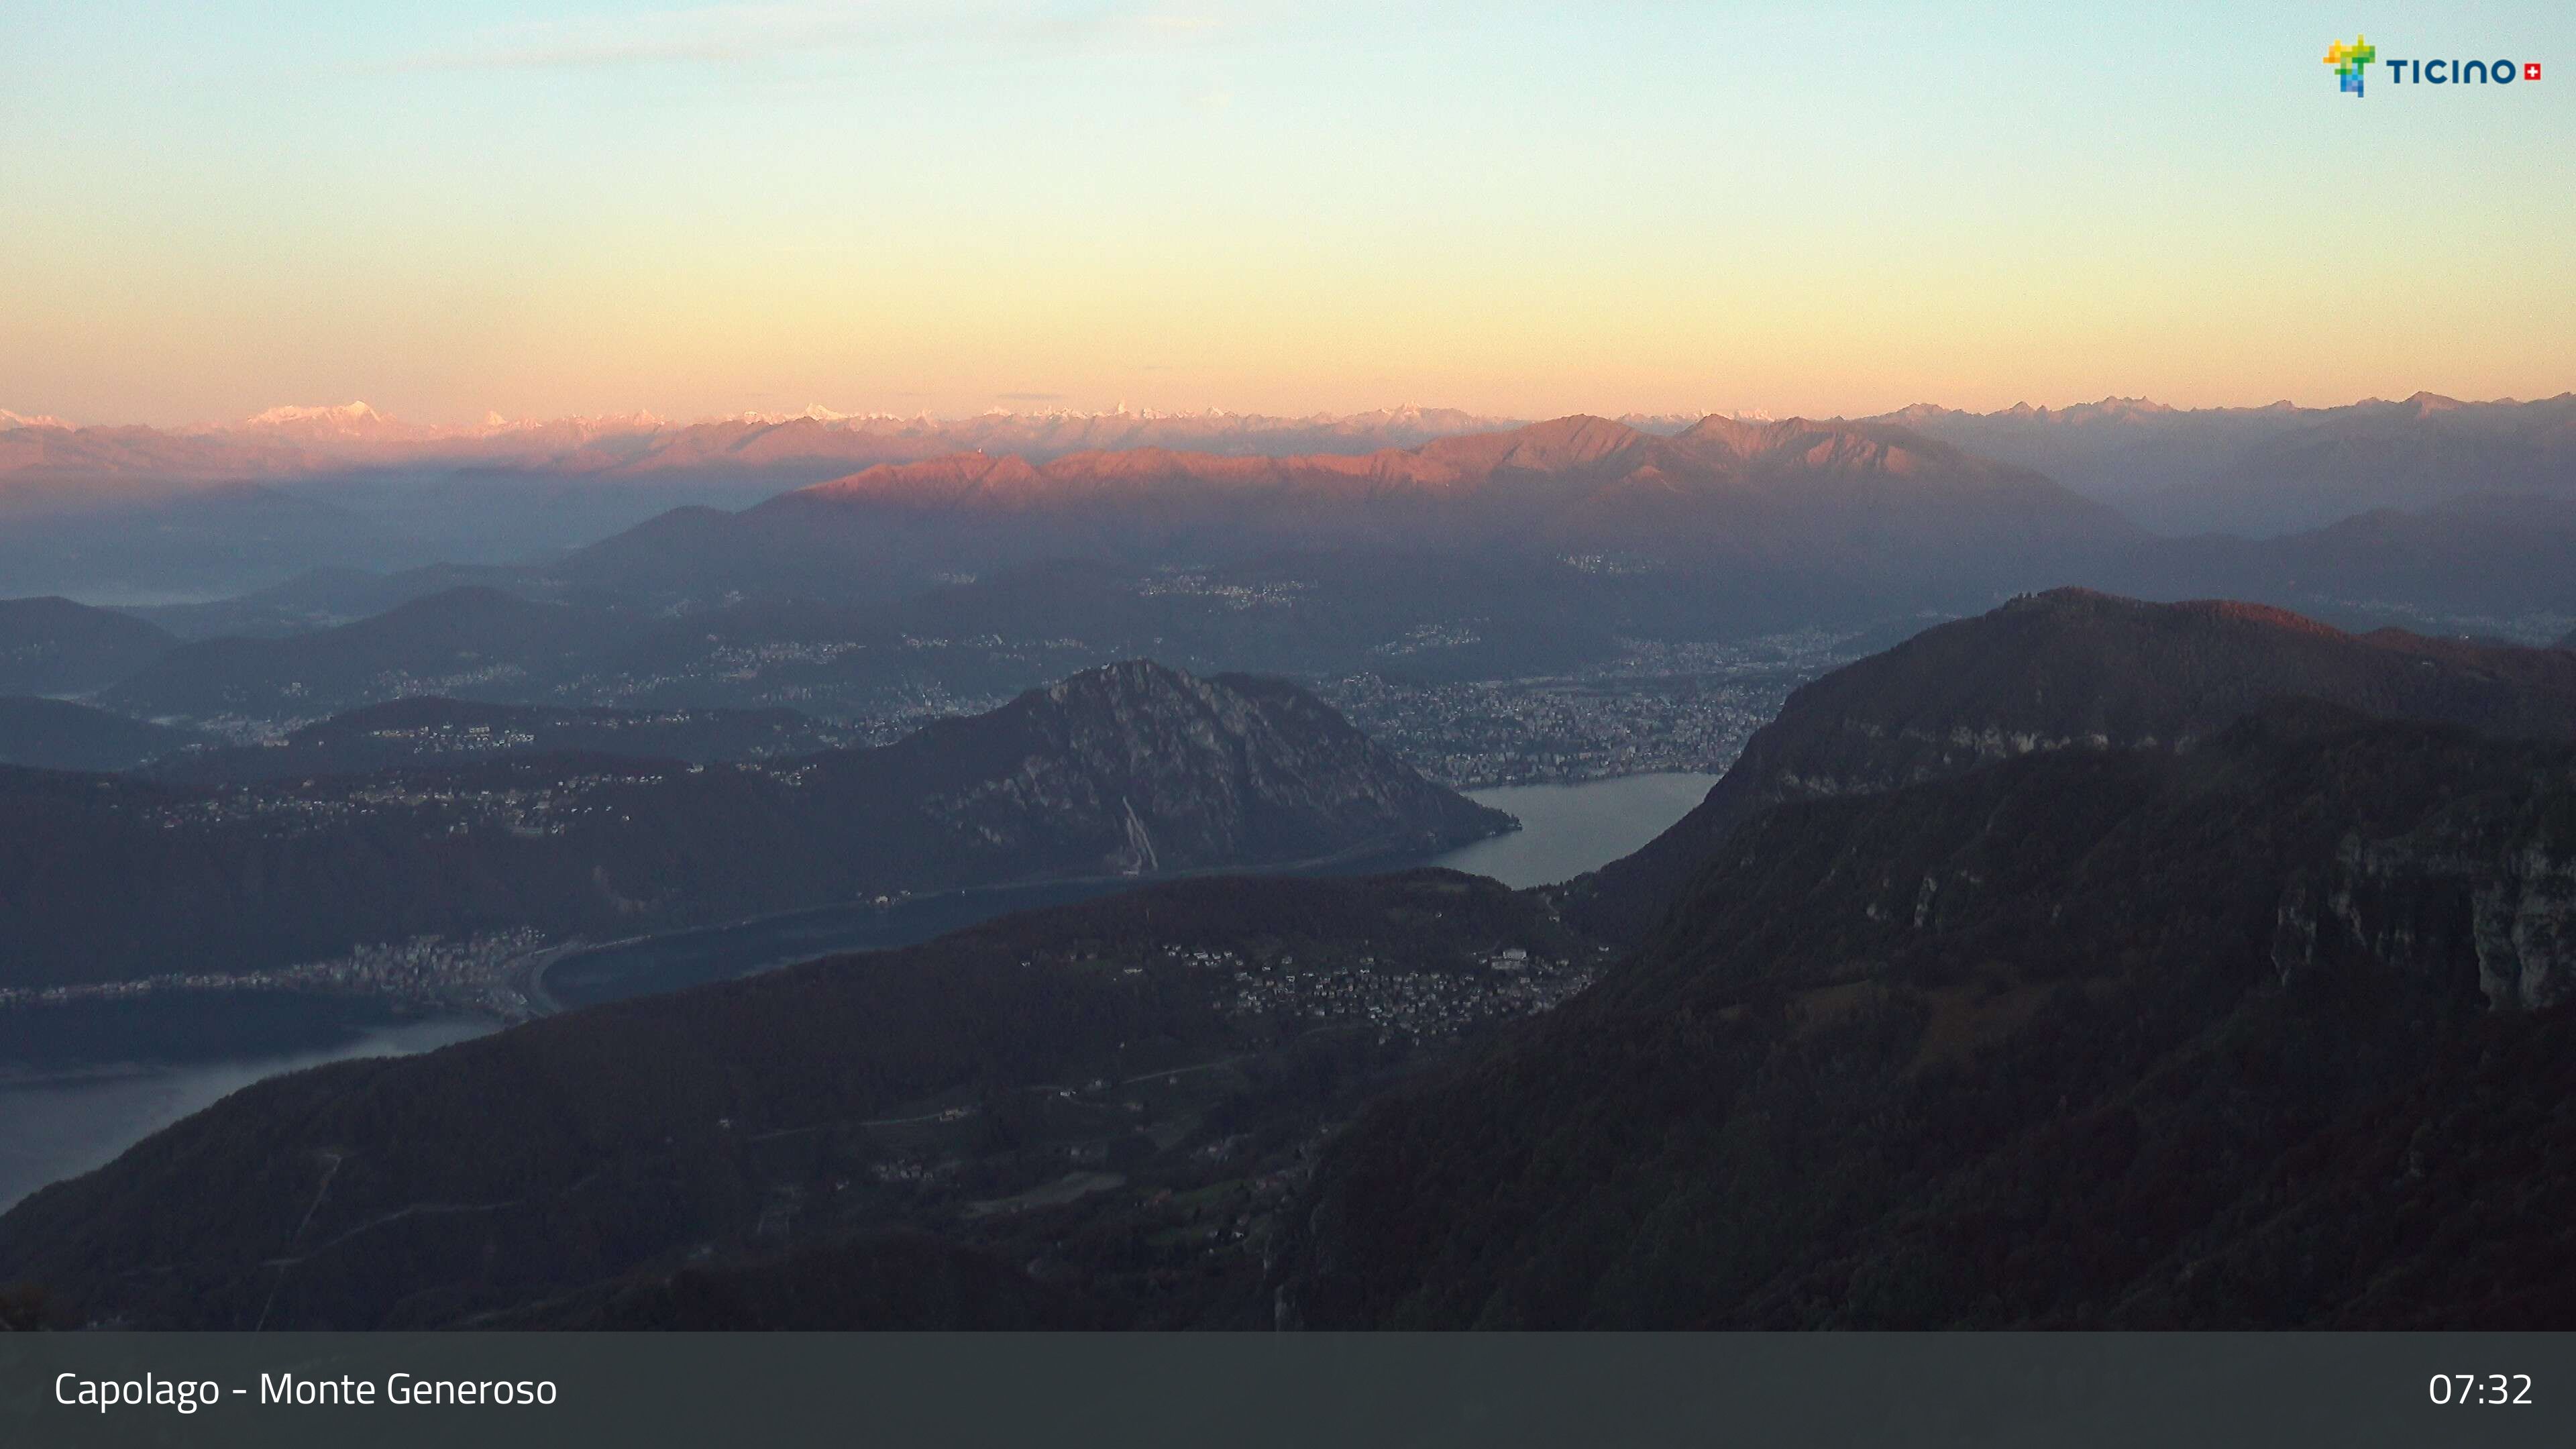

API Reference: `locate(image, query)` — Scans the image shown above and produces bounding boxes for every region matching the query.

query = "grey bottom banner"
[3,1332,2569,1448]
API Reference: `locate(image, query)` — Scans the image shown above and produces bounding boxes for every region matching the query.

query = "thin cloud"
[387,2,1234,74]
[996,390,1067,401]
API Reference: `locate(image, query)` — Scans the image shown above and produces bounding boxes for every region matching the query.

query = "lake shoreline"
[0,770,1717,1213]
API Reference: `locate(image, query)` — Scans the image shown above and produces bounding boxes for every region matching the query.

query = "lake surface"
[542,769,1720,1010]
[541,878,1139,1011]
[0,769,1714,1212]
[1428,771,1720,888]
[0,996,492,1212]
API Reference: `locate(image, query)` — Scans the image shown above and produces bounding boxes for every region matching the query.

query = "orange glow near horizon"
[5,3,2571,427]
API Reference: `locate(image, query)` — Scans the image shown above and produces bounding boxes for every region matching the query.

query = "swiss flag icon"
[2526,62,2542,80]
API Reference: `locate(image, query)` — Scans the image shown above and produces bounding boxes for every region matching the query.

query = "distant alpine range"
[12,393,2573,535]
[9,392,2569,527]
[5,394,2576,626]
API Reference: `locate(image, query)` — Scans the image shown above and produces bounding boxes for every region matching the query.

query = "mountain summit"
[559,415,2134,605]
[1,659,1507,989]
[1565,588,2576,940]
[1278,698,2576,1327]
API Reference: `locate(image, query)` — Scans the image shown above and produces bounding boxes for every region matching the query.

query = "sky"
[3,0,2571,426]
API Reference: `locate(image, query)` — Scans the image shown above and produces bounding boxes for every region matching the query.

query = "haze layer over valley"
[9,395,2575,636]
[5,390,2575,1334]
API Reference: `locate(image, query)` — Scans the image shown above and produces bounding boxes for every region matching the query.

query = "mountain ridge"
[0,698,208,772]
[0,597,176,696]
[1869,392,2576,535]
[150,696,857,784]
[0,404,1534,486]
[0,869,1578,1328]
[553,414,2135,606]
[1563,588,2576,942]
[14,599,2576,1329]
[1276,702,2576,1327]
[1,659,1509,989]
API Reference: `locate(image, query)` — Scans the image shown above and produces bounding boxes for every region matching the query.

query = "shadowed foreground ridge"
[1278,702,2576,1328]
[0,871,1579,1329]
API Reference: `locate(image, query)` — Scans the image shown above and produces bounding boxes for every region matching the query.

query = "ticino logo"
[2324,34,2541,97]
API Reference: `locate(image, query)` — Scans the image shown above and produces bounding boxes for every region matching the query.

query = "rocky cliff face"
[1274,710,2576,1328]
[2277,802,2576,1010]
[1567,589,2576,942]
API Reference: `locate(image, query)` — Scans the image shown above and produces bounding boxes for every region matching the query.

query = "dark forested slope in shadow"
[1279,706,2576,1328]
[1564,588,2576,945]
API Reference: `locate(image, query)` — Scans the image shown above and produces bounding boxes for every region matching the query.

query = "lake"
[541,770,1719,1011]
[0,995,492,1212]
[539,878,1134,1012]
[1428,771,1719,889]
[0,769,1716,1212]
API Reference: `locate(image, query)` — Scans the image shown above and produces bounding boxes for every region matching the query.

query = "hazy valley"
[5,401,2576,1333]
